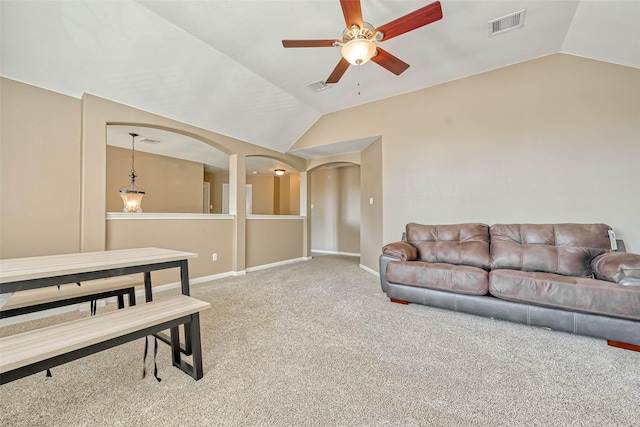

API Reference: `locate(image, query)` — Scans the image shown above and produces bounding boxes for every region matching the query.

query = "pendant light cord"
[129,133,138,181]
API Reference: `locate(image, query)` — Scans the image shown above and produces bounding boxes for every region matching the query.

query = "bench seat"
[1,276,139,318]
[0,294,211,384]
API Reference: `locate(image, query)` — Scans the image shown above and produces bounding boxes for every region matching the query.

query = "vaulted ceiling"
[2,0,639,158]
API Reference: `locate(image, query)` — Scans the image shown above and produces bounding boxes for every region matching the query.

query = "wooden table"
[0,248,208,382]
[0,247,197,299]
[1,247,199,352]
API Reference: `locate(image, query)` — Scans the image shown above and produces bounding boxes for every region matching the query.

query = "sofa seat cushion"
[490,269,640,321]
[387,261,489,296]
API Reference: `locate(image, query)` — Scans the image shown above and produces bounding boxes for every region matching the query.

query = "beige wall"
[106,146,204,213]
[274,174,301,215]
[204,171,216,213]
[289,174,300,216]
[293,54,640,253]
[277,175,289,215]
[106,218,233,285]
[246,174,275,215]
[2,77,305,277]
[246,218,304,268]
[211,172,229,214]
[311,165,361,254]
[0,78,82,258]
[360,138,383,272]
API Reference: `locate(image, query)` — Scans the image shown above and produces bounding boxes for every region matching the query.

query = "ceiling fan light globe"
[341,39,376,66]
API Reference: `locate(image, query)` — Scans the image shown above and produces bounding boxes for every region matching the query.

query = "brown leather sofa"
[380,223,640,345]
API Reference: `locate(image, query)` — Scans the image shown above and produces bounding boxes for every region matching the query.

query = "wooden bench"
[0,295,211,384]
[1,276,139,319]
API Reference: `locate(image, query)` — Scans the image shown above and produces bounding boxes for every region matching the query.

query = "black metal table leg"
[180,260,193,354]
[144,272,152,302]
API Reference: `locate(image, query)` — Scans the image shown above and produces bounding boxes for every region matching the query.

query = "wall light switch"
[608,230,617,250]
[369,197,374,205]
[310,204,314,209]
[212,253,217,261]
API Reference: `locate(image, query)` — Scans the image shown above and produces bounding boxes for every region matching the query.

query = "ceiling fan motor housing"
[340,22,378,65]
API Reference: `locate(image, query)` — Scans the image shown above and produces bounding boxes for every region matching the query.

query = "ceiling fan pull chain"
[357,63,361,96]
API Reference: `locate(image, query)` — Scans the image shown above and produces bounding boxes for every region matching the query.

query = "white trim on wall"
[311,249,360,257]
[246,257,307,273]
[246,215,304,220]
[106,213,234,220]
[359,264,380,277]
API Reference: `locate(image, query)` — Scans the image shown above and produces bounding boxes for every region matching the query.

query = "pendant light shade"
[119,132,145,213]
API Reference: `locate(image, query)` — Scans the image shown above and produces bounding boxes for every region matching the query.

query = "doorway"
[310,164,360,256]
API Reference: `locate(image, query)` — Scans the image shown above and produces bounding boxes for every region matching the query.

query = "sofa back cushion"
[490,223,611,277]
[406,223,491,270]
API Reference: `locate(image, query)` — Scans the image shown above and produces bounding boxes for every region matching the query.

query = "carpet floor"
[1,254,638,426]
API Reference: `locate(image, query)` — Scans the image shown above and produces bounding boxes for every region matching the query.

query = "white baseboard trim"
[134,271,236,296]
[359,264,380,277]
[311,249,360,257]
[232,270,247,276]
[246,257,307,273]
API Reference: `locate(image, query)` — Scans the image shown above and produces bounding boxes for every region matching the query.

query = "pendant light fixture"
[119,132,145,212]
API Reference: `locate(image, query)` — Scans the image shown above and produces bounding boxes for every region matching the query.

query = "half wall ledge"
[107,213,234,220]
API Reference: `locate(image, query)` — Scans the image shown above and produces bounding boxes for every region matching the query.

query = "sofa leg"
[390,298,409,305]
[607,340,640,352]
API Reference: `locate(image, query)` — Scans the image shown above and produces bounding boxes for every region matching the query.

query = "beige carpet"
[1,255,639,426]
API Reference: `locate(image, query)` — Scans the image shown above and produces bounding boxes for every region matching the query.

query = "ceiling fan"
[282,0,443,84]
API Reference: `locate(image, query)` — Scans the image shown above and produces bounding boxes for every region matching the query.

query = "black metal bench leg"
[117,294,125,309]
[169,315,204,380]
[183,323,193,355]
[127,288,136,306]
[189,314,204,380]
[170,325,181,367]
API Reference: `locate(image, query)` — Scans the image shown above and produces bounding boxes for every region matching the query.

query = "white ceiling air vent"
[307,80,330,92]
[488,9,526,37]
[138,137,161,144]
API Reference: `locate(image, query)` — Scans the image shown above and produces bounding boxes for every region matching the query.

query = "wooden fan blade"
[282,40,337,48]
[326,58,351,84]
[340,0,363,29]
[376,1,443,41]
[371,48,410,75]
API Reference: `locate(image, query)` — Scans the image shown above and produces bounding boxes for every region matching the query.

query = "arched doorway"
[309,162,361,257]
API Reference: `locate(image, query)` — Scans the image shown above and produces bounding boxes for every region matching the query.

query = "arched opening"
[106,125,229,214]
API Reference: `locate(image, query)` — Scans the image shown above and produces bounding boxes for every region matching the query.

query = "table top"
[0,247,198,284]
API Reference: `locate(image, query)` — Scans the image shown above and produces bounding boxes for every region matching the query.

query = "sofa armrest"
[382,242,418,262]
[591,252,640,286]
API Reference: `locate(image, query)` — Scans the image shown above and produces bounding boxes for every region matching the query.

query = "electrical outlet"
[212,253,217,261]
